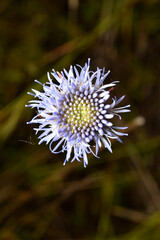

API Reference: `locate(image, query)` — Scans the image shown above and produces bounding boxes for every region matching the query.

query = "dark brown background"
[0,0,160,239]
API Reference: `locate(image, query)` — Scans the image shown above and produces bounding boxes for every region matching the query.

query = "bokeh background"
[0,0,160,239]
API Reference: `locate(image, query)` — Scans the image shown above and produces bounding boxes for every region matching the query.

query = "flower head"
[26,59,130,167]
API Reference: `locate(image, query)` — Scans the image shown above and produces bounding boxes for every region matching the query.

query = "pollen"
[64,97,95,128]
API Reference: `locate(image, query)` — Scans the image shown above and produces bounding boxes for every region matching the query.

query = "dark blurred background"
[0,0,160,239]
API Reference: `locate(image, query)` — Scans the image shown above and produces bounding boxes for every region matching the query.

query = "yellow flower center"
[63,97,96,132]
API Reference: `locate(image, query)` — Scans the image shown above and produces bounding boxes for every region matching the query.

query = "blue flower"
[26,59,130,167]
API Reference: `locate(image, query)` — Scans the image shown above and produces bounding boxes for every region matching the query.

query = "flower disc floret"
[26,59,130,167]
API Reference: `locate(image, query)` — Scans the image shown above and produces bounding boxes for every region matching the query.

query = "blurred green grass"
[0,0,160,239]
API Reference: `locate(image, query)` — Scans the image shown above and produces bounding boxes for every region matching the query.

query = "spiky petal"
[26,59,130,167]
